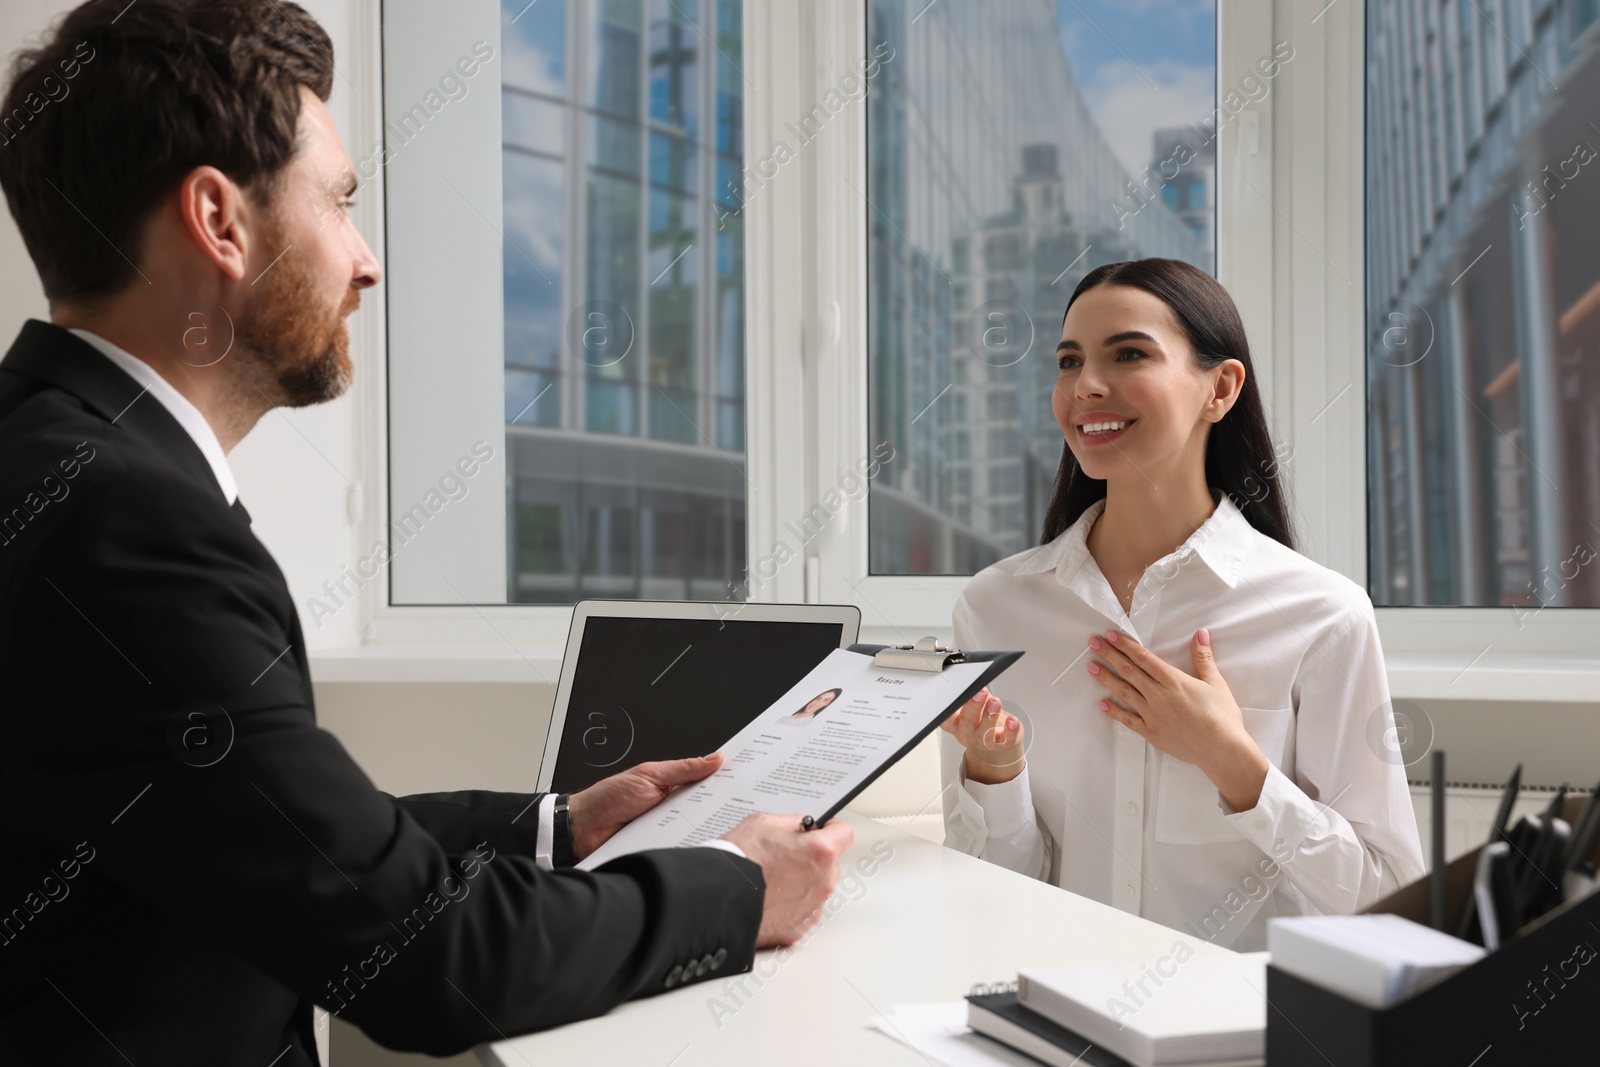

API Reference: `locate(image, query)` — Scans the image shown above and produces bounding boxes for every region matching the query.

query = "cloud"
[501,157,564,277]
[500,7,565,97]
[1080,59,1213,178]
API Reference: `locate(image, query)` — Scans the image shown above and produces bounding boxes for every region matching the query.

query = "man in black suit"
[0,2,853,1063]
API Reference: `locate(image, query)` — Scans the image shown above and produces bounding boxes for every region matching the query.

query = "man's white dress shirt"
[70,328,238,504]
[942,487,1426,951]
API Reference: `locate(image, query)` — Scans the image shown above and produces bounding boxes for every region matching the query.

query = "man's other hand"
[566,753,727,860]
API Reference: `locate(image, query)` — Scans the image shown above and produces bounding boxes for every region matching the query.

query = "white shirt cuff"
[1222,762,1315,863]
[961,764,1035,839]
[702,838,748,861]
[535,793,557,871]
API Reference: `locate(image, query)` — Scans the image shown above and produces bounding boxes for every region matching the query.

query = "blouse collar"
[1014,486,1254,591]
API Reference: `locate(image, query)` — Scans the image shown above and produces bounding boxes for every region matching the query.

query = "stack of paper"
[1266,913,1485,1009]
[1015,953,1269,1067]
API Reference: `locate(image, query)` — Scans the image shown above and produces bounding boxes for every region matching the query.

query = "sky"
[1055,0,1217,177]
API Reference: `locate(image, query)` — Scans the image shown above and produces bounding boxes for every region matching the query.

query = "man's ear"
[178,166,251,283]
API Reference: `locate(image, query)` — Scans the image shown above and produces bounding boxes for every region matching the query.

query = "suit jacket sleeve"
[1,453,764,1056]
[389,791,548,859]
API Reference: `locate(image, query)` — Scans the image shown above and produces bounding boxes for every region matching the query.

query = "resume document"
[577,648,995,870]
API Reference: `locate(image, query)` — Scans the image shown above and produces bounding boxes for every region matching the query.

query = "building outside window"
[865,0,1218,575]
[501,0,748,604]
[1365,0,1600,608]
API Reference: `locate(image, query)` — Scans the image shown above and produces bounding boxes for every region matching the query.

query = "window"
[985,391,1018,421]
[505,0,747,604]
[1365,0,1600,607]
[385,0,747,607]
[985,425,1014,458]
[987,463,1020,497]
[864,0,1218,574]
[372,0,1599,681]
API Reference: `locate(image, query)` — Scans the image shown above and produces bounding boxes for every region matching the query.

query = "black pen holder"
[1267,795,1600,1066]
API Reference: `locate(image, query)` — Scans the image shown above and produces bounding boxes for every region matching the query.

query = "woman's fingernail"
[1088,662,1100,674]
[1106,631,1119,642]
[1088,636,1102,650]
[1099,700,1110,711]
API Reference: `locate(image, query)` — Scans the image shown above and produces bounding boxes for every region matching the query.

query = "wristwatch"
[552,793,577,867]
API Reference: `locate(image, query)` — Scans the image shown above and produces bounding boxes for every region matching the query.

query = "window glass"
[865,0,1218,574]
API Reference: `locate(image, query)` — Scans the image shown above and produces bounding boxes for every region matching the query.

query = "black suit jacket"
[0,321,764,1064]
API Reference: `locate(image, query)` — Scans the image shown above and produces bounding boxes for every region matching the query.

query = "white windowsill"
[307,640,1600,701]
[310,645,563,685]
[1384,653,1600,704]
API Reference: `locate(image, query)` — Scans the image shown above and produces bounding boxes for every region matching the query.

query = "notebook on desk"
[1016,952,1269,1067]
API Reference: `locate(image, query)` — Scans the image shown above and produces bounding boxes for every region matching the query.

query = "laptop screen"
[548,615,849,793]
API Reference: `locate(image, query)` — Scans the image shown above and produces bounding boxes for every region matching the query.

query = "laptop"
[536,599,862,793]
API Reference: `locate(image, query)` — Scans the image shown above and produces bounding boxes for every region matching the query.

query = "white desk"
[480,811,1239,1066]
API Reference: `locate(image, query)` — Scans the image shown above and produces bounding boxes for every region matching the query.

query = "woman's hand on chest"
[1085,627,1270,811]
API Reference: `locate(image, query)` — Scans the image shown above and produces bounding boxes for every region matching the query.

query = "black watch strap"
[552,793,577,867]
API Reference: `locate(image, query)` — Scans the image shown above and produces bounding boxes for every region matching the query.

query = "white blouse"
[941,488,1426,952]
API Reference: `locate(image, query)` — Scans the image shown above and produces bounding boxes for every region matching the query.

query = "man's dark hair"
[0,0,334,304]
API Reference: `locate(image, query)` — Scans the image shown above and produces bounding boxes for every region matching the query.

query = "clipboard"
[575,637,1024,870]
[796,638,1023,828]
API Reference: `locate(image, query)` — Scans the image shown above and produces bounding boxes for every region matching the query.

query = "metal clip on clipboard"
[872,636,966,672]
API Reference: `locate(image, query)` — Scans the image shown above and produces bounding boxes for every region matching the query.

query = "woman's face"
[804,691,837,716]
[1052,284,1237,486]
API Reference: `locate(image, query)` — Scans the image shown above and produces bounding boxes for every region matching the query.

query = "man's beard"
[235,239,358,408]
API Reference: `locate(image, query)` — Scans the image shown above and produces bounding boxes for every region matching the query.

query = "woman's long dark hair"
[1039,258,1296,551]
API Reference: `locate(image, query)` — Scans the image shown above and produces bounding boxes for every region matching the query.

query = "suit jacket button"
[711,947,727,970]
[664,964,683,989]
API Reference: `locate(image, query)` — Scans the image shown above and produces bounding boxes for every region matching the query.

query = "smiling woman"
[937,257,1427,953]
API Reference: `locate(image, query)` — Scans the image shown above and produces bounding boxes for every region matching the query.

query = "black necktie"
[231,497,251,525]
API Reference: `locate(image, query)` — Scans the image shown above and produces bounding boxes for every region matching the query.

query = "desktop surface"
[480,814,1241,1066]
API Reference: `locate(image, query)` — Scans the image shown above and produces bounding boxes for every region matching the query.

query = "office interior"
[2,0,1596,1063]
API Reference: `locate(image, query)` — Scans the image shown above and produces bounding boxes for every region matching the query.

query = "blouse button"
[1125,802,1138,816]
